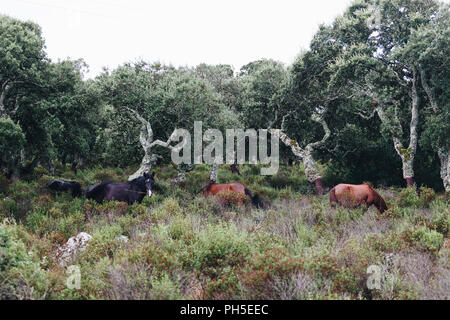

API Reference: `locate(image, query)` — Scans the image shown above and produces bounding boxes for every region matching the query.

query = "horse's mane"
[128,176,145,187]
[196,181,214,196]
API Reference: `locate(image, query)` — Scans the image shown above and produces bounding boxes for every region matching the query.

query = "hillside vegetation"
[1,164,448,300]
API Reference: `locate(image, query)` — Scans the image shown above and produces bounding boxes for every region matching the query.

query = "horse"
[85,172,156,205]
[200,182,265,209]
[47,179,83,197]
[329,183,387,214]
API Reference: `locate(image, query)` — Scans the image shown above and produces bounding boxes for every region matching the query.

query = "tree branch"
[419,67,438,114]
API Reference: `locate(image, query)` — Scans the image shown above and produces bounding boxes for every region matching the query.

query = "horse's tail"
[85,182,109,202]
[244,188,265,209]
[329,187,338,206]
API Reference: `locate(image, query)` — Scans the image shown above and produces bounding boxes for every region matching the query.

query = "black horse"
[47,179,83,197]
[85,172,156,205]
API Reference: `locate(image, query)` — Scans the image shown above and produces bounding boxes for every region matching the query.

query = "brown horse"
[200,182,264,208]
[329,183,387,214]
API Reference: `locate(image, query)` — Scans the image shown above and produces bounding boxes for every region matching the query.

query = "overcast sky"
[2,0,355,78]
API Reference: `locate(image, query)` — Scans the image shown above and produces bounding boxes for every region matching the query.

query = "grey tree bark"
[269,110,331,195]
[419,68,450,192]
[351,69,420,186]
[125,106,184,181]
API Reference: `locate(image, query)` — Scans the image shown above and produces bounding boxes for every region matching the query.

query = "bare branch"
[124,106,154,144]
[307,111,331,149]
[356,107,378,120]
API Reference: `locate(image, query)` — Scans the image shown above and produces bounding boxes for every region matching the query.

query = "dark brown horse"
[200,182,264,208]
[329,183,387,214]
[85,172,156,205]
[47,179,82,197]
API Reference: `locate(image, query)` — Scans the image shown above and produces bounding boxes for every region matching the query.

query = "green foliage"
[398,187,420,208]
[0,198,18,220]
[1,0,449,300]
[403,226,444,252]
[417,187,436,208]
[0,117,26,173]
[187,222,252,276]
[0,222,51,299]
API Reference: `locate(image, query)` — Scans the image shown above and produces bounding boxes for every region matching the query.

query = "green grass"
[0,164,448,300]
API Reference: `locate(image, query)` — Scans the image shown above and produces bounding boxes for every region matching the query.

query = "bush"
[403,226,444,252]
[381,206,406,219]
[186,222,252,277]
[430,210,449,237]
[0,198,18,220]
[215,190,250,207]
[93,169,119,182]
[417,187,436,208]
[186,196,223,217]
[398,187,419,208]
[0,222,51,299]
[32,166,50,180]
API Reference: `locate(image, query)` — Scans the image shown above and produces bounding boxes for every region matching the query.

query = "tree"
[406,3,450,191]
[0,118,25,178]
[329,0,442,186]
[41,59,99,171]
[238,58,333,194]
[98,62,240,181]
[0,15,52,175]
[0,15,47,118]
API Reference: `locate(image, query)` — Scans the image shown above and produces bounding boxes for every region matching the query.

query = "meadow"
[0,163,448,300]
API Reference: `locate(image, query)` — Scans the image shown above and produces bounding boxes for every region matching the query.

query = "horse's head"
[377,196,388,214]
[143,172,156,197]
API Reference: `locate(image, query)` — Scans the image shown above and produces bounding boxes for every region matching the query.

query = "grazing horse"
[47,179,82,197]
[329,183,387,214]
[200,182,265,208]
[85,172,156,205]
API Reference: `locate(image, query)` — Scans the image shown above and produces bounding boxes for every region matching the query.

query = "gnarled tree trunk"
[356,69,420,187]
[125,107,174,181]
[269,112,330,195]
[420,68,449,192]
[209,163,219,184]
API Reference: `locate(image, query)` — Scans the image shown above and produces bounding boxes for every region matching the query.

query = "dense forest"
[0,0,449,301]
[1,0,449,191]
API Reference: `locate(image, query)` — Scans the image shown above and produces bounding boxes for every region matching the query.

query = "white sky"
[1,0,354,78]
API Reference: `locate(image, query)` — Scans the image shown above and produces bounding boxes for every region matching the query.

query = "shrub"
[186,196,223,217]
[0,198,18,220]
[0,221,51,299]
[240,248,303,299]
[32,166,50,180]
[417,187,436,208]
[93,169,118,182]
[215,190,250,207]
[430,210,449,237]
[149,273,182,299]
[398,187,419,208]
[186,222,252,277]
[403,226,444,252]
[79,224,124,264]
[26,206,84,239]
[381,206,405,219]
